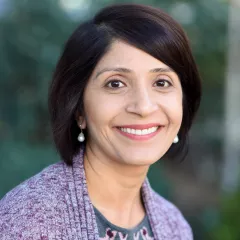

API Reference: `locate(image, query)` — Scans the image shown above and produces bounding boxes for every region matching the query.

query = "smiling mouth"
[115,123,163,141]
[117,126,159,136]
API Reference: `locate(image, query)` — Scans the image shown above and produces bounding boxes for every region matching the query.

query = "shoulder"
[0,161,67,239]
[152,190,193,239]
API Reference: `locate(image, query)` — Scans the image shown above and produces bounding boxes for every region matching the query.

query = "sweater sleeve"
[0,163,67,240]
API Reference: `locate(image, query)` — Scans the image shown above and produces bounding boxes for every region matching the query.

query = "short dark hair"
[49,4,201,165]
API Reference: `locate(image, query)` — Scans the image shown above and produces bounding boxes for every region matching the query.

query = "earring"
[77,125,85,142]
[173,135,179,144]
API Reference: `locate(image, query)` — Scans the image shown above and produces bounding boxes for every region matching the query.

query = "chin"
[120,153,161,166]
[112,145,168,167]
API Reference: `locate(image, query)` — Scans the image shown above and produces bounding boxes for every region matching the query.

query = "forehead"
[94,40,170,71]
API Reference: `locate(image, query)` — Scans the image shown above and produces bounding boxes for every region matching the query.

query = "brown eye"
[154,80,172,88]
[106,80,125,89]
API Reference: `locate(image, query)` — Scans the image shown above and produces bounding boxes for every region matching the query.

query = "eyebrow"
[94,67,174,79]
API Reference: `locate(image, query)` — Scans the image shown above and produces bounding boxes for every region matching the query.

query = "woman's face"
[79,40,183,166]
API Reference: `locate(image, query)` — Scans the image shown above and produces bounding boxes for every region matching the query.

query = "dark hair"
[49,4,201,165]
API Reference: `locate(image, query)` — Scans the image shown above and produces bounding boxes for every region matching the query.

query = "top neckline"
[93,205,148,232]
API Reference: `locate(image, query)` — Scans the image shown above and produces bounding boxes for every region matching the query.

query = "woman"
[0,4,201,240]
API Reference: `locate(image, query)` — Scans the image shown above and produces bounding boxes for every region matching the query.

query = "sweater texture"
[0,147,193,239]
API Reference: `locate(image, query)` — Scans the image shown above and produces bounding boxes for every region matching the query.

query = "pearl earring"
[77,125,85,142]
[173,135,179,144]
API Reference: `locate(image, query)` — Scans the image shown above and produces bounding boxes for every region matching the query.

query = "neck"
[84,144,149,228]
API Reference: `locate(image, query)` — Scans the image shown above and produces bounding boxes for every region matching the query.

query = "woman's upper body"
[0,148,192,240]
[0,3,201,240]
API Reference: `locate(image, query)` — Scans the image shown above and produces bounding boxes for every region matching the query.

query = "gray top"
[0,147,193,239]
[94,206,154,239]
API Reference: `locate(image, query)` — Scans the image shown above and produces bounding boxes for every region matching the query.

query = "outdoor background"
[0,0,240,239]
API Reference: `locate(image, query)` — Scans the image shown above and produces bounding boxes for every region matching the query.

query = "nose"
[126,87,159,117]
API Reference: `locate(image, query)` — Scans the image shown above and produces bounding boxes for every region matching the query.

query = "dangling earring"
[173,135,179,144]
[77,125,85,142]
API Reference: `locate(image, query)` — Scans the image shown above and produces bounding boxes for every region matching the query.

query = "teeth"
[119,127,159,135]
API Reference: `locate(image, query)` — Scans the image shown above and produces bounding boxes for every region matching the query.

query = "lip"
[115,125,163,141]
[116,123,162,130]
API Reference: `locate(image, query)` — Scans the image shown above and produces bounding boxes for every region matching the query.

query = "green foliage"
[210,191,240,240]
[0,0,75,144]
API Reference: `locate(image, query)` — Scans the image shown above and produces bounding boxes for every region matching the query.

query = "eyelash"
[105,79,172,89]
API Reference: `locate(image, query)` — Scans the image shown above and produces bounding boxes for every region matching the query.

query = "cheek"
[161,94,183,125]
[83,88,122,128]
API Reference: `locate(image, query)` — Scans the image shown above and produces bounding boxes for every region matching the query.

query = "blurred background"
[0,0,239,239]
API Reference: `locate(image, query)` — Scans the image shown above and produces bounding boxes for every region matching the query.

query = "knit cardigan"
[0,147,193,240]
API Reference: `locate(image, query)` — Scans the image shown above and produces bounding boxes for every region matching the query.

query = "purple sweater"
[0,148,193,239]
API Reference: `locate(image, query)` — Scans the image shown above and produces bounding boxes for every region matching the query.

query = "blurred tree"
[0,0,75,144]
[222,0,240,193]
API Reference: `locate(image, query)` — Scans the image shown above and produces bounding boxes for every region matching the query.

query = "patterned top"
[0,147,193,239]
[94,206,154,239]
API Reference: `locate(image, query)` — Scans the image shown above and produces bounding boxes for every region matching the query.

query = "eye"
[154,79,172,88]
[105,80,125,89]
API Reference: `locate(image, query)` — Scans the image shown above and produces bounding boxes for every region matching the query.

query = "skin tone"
[77,40,183,228]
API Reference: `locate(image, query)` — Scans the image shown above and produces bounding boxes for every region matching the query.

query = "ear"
[75,111,87,129]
